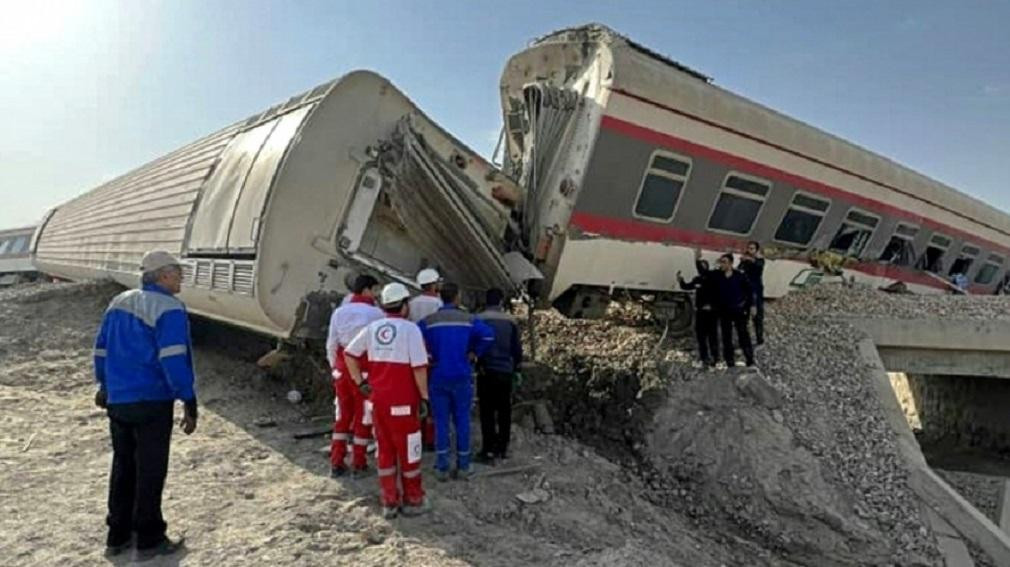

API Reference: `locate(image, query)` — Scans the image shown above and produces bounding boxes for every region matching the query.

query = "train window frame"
[705,171,772,237]
[0,239,9,255]
[8,236,28,255]
[631,150,693,224]
[827,207,880,258]
[772,190,831,247]
[948,243,980,277]
[916,232,951,274]
[975,253,1004,285]
[878,222,919,265]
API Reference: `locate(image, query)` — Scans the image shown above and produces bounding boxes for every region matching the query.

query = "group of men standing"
[326,268,522,518]
[677,241,765,368]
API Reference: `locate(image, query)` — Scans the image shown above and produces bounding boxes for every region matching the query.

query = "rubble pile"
[522,284,1010,564]
[8,279,1010,565]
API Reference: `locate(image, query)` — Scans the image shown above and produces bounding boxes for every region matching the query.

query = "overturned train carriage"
[0,226,38,286]
[500,25,1010,319]
[33,71,525,339]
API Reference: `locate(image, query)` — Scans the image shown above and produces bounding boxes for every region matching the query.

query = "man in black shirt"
[677,249,720,366]
[716,253,755,367]
[738,241,766,345]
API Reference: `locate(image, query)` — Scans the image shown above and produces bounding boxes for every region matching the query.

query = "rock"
[516,488,551,504]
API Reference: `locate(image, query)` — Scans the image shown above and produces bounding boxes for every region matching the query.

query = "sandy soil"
[0,282,736,566]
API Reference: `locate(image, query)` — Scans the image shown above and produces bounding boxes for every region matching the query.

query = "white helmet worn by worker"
[416,268,441,287]
[381,282,411,307]
[140,250,180,272]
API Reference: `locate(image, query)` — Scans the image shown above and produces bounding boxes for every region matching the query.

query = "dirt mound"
[522,289,944,565]
[645,370,893,565]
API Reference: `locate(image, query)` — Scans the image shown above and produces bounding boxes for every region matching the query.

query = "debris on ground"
[5,280,1010,565]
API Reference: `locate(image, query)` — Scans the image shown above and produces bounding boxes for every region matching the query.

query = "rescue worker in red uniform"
[345,282,432,518]
[326,274,383,478]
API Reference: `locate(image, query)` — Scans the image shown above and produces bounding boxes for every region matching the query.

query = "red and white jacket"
[326,295,384,374]
[345,315,428,408]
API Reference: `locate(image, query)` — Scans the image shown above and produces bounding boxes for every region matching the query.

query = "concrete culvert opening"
[890,372,1010,474]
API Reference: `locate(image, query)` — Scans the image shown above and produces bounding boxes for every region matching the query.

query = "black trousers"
[752,290,765,345]
[106,401,174,549]
[720,310,755,366]
[694,309,720,363]
[477,370,513,457]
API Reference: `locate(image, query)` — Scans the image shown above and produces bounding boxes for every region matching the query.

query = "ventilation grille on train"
[211,263,230,291]
[195,261,212,287]
[182,259,255,296]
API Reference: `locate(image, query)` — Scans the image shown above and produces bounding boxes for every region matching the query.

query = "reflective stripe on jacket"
[93,283,196,404]
[419,305,494,382]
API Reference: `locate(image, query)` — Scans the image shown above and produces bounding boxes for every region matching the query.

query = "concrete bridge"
[856,318,1010,566]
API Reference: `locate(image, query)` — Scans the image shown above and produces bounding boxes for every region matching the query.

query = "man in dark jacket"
[715,253,755,367]
[93,250,195,560]
[738,241,766,345]
[418,283,495,480]
[677,249,720,366]
[475,288,523,463]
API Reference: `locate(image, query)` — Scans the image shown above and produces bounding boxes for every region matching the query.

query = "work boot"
[350,466,370,479]
[474,451,495,465]
[453,467,474,482]
[134,536,185,562]
[330,465,348,478]
[382,506,399,520]
[401,498,432,517]
[104,537,132,558]
[435,469,449,482]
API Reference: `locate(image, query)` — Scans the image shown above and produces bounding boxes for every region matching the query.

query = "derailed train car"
[500,25,1010,319]
[0,226,38,286]
[33,71,527,339]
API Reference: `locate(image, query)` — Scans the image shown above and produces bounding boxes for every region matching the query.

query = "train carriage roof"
[531,24,1010,238]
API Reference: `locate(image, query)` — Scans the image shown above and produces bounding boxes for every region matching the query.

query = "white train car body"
[0,226,37,286]
[500,25,1010,316]
[34,71,523,338]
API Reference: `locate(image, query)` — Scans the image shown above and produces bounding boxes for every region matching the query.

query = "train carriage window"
[975,254,1004,285]
[8,236,27,254]
[773,192,830,246]
[632,151,692,222]
[879,223,919,266]
[0,239,10,255]
[706,173,771,235]
[828,208,879,257]
[916,233,951,273]
[948,244,980,276]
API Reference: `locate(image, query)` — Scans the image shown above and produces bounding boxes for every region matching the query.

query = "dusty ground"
[0,282,738,566]
[6,279,997,565]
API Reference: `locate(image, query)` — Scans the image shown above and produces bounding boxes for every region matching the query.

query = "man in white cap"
[345,282,432,518]
[93,250,196,560]
[409,268,443,447]
[408,268,443,323]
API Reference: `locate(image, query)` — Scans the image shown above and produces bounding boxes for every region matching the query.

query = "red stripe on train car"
[569,210,951,291]
[607,87,1010,245]
[598,113,1010,259]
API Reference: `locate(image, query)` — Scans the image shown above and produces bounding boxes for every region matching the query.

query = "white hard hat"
[380,282,411,306]
[140,250,180,272]
[416,268,441,287]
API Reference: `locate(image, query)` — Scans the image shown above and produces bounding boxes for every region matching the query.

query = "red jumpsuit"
[345,315,428,507]
[327,296,383,471]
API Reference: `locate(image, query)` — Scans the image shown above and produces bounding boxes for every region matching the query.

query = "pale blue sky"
[1,1,1008,229]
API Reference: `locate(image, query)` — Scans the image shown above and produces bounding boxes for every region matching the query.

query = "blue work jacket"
[419,305,494,382]
[93,283,196,404]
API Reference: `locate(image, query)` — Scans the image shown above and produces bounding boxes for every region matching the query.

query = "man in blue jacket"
[418,282,494,481]
[93,250,197,560]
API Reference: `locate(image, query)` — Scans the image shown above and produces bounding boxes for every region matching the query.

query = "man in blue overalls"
[418,282,494,481]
